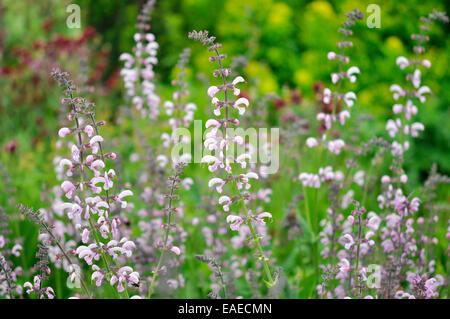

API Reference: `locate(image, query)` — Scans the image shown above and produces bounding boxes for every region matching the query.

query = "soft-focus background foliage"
[0,0,448,298]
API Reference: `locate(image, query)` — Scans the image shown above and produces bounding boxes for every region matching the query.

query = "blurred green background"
[2,0,449,182]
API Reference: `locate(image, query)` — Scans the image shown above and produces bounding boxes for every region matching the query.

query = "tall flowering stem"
[18,204,91,298]
[18,212,54,300]
[120,0,159,119]
[189,30,276,287]
[378,10,448,299]
[51,69,139,298]
[0,254,14,299]
[385,10,448,165]
[300,8,364,235]
[298,10,363,293]
[148,163,186,298]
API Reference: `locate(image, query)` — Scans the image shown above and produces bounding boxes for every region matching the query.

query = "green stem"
[302,184,319,287]
[148,176,177,298]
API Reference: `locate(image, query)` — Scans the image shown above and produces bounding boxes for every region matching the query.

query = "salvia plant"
[120,0,160,120]
[189,30,277,288]
[1,3,449,301]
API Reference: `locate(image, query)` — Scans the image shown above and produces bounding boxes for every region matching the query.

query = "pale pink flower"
[327,139,345,154]
[207,86,220,98]
[390,84,406,100]
[58,127,72,138]
[306,137,319,148]
[343,91,356,107]
[396,56,410,69]
[410,122,424,137]
[226,215,244,231]
[346,66,360,82]
[341,234,355,250]
[170,246,181,255]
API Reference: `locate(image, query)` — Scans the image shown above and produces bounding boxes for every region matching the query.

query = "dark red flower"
[4,140,18,154]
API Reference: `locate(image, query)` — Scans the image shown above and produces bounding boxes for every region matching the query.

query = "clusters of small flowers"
[298,8,364,230]
[128,137,188,296]
[302,11,366,295]
[51,69,139,295]
[0,206,23,298]
[316,265,339,298]
[400,273,445,299]
[128,48,196,296]
[304,8,364,156]
[299,15,365,273]
[23,241,54,299]
[336,202,378,298]
[190,30,276,287]
[298,166,344,189]
[190,31,270,229]
[375,11,448,298]
[120,0,160,119]
[385,10,449,158]
[189,30,268,224]
[313,10,449,299]
[159,48,196,168]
